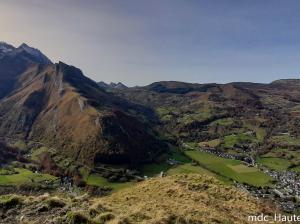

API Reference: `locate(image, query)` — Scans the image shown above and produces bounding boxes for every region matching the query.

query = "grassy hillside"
[86,174,135,192]
[0,174,276,224]
[258,147,300,171]
[116,81,300,168]
[93,174,275,224]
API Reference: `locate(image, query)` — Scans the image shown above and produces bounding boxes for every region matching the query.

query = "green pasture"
[184,150,273,187]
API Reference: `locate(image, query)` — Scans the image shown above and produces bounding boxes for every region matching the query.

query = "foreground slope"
[94,174,275,223]
[0,174,276,224]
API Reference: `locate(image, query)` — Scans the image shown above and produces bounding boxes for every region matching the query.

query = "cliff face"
[0,59,165,166]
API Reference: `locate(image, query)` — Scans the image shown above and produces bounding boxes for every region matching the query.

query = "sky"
[0,0,300,86]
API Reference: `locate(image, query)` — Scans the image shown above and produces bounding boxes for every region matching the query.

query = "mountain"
[109,82,128,89]
[145,81,217,94]
[0,42,52,99]
[0,42,298,221]
[0,42,15,58]
[17,43,52,65]
[1,40,299,168]
[97,81,110,89]
[0,42,52,66]
[114,80,300,157]
[1,42,299,170]
[0,44,165,167]
[271,79,300,85]
[97,81,128,90]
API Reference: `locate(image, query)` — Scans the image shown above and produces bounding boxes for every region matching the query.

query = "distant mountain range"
[97,81,128,90]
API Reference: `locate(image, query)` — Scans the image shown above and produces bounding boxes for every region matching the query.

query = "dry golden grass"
[92,174,276,224]
[0,174,278,224]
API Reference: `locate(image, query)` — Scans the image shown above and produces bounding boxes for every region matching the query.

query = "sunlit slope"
[93,174,275,224]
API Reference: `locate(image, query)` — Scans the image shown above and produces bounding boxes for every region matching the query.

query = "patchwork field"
[139,148,273,187]
[257,157,291,171]
[86,174,135,191]
[270,135,300,147]
[258,147,300,171]
[184,150,273,187]
[140,149,191,177]
[0,168,56,186]
[167,163,213,175]
[222,133,256,148]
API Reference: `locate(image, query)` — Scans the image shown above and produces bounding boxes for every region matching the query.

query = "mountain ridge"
[0,52,166,167]
[0,41,299,177]
[97,81,128,90]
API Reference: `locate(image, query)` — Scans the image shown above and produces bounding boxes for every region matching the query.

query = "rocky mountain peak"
[17,43,52,65]
[110,82,128,89]
[97,81,128,90]
[0,42,15,58]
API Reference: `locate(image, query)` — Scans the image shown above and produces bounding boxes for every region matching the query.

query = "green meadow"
[86,174,135,191]
[258,147,300,171]
[0,148,276,189]
[140,148,272,187]
[184,150,273,187]
[0,168,56,186]
[257,157,290,171]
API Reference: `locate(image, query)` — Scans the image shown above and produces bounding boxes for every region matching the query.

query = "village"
[192,146,300,212]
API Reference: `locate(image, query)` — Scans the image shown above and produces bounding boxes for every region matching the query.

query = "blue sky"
[0,0,299,86]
